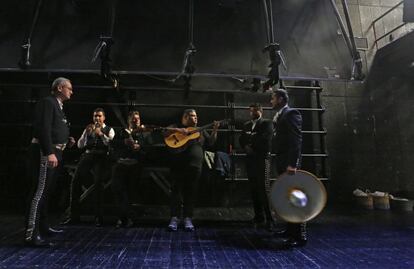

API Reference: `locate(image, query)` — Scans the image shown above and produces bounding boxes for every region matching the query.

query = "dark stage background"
[0,0,348,212]
[0,0,351,78]
[1,0,414,213]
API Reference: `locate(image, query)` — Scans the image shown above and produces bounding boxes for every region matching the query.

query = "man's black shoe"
[283,223,307,247]
[60,217,80,225]
[95,216,103,227]
[125,218,134,228]
[49,227,63,233]
[115,218,133,228]
[265,221,277,232]
[42,227,64,235]
[272,228,288,237]
[250,217,265,229]
[250,216,265,225]
[283,237,307,248]
[24,235,53,247]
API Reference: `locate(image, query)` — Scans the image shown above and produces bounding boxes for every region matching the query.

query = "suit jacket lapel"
[245,121,253,132]
[252,117,262,132]
[53,97,68,124]
[278,106,289,123]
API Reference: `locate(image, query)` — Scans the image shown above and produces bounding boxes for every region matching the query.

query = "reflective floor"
[0,206,413,268]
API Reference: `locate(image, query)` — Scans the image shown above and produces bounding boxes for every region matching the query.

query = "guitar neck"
[196,122,215,132]
[191,120,226,134]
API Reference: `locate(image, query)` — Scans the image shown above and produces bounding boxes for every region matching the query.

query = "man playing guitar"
[165,109,219,231]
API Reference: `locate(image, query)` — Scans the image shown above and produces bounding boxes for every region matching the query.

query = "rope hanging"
[261,0,286,91]
[18,0,44,69]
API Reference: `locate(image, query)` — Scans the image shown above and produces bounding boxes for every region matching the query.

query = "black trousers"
[68,152,108,218]
[276,158,306,240]
[170,166,201,218]
[25,143,63,240]
[246,155,274,224]
[111,161,141,220]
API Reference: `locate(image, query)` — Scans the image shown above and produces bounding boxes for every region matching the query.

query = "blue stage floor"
[0,207,413,268]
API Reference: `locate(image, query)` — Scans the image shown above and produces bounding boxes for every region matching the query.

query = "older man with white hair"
[24,77,75,247]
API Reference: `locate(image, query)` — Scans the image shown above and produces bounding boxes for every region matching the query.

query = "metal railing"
[372,1,409,49]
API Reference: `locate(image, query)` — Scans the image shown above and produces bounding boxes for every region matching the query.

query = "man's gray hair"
[51,77,70,93]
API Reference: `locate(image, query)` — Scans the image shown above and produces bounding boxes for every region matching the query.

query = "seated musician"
[111,111,152,228]
[62,108,115,227]
[164,109,219,231]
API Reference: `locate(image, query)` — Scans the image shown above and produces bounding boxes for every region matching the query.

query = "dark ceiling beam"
[0,68,352,82]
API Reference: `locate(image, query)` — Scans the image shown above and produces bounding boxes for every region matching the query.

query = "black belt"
[31,138,66,151]
[85,149,107,154]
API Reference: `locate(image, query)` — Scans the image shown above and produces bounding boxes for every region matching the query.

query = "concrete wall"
[316,1,414,202]
[335,0,414,72]
[322,75,414,202]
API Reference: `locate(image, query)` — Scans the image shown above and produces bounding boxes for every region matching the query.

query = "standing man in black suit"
[239,103,275,230]
[25,77,75,247]
[271,88,306,247]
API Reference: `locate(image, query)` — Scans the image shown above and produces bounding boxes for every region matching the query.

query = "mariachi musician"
[271,89,306,247]
[164,109,219,231]
[239,103,276,231]
[111,111,152,228]
[63,107,115,227]
[25,77,75,247]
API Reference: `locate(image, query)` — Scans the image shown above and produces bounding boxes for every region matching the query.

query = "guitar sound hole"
[173,135,179,144]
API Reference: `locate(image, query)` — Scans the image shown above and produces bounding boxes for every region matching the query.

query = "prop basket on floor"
[373,194,390,210]
[390,197,413,211]
[355,195,374,210]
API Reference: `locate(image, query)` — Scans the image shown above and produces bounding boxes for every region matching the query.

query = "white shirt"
[77,123,115,148]
[56,97,63,110]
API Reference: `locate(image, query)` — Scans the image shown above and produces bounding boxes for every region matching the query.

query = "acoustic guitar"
[164,120,227,149]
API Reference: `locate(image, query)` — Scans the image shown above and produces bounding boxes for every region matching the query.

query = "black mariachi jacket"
[33,96,70,155]
[239,117,273,157]
[111,127,151,161]
[272,106,302,170]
